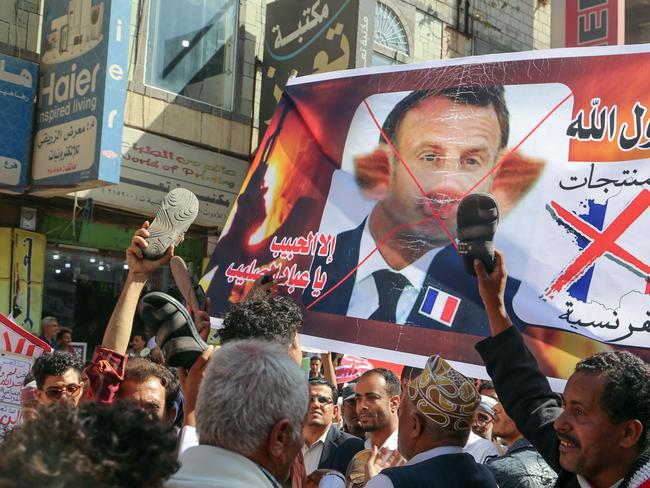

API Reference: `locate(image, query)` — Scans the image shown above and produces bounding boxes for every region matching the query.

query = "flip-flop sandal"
[138,291,207,370]
[143,188,199,260]
[456,193,499,276]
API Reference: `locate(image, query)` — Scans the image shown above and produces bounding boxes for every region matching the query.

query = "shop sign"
[81,128,248,228]
[31,0,131,191]
[0,54,37,193]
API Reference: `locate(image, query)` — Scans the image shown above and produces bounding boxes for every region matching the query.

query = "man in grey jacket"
[486,399,557,487]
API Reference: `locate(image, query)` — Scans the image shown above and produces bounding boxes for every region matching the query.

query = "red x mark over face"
[544,188,650,299]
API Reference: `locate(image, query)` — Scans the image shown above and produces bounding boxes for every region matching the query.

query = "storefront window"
[42,246,199,360]
[145,0,238,109]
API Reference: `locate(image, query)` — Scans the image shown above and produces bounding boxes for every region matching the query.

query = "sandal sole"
[144,188,199,260]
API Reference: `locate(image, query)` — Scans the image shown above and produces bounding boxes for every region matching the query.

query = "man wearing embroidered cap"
[365,355,498,487]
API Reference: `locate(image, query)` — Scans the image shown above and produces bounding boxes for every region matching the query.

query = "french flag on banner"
[418,286,461,327]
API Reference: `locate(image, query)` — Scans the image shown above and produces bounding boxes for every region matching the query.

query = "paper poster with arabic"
[0,313,51,438]
[204,44,650,382]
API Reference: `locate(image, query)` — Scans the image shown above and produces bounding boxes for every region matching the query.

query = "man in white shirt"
[355,368,401,451]
[365,355,497,488]
[302,377,363,475]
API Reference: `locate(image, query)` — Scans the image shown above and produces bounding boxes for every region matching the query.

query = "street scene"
[1,1,650,487]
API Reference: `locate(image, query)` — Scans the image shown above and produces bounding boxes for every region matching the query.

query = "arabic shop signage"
[0,54,37,193]
[80,128,248,228]
[563,0,623,47]
[259,0,375,139]
[31,0,132,191]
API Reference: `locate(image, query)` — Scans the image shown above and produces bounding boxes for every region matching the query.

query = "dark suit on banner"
[303,220,523,336]
[317,426,364,475]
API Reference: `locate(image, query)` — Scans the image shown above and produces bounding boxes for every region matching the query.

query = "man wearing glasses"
[31,351,85,406]
[302,377,363,476]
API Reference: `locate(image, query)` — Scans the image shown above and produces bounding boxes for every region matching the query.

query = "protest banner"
[0,313,52,437]
[203,43,650,384]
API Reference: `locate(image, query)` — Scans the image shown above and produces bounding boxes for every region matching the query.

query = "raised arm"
[474,250,563,471]
[102,222,172,353]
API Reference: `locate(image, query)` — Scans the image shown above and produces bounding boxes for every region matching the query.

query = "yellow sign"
[0,228,11,316]
[11,229,45,334]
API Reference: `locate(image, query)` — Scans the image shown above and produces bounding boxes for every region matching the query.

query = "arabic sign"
[259,0,374,139]
[567,0,623,47]
[0,313,51,438]
[203,44,650,381]
[31,0,131,190]
[81,128,248,228]
[0,54,37,192]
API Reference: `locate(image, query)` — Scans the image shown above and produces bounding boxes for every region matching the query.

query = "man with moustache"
[302,378,363,476]
[475,251,650,488]
[485,399,557,487]
[355,368,401,451]
[365,355,497,487]
[304,86,522,336]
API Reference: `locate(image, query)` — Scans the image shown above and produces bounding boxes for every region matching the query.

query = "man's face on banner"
[379,95,502,244]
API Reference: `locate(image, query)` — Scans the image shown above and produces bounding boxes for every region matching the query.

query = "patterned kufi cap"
[407,355,480,431]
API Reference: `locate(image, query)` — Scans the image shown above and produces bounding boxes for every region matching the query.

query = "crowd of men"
[0,221,649,488]
[3,80,650,487]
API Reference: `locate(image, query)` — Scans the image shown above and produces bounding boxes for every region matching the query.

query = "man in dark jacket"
[365,355,497,488]
[302,377,364,476]
[486,399,557,487]
[474,251,650,488]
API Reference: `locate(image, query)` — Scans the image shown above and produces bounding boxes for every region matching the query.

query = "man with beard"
[365,355,497,488]
[475,251,650,488]
[355,368,401,451]
[341,384,364,439]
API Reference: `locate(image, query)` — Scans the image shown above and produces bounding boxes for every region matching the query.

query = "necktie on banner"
[369,270,410,323]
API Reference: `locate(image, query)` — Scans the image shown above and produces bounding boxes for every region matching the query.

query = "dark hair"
[310,356,322,363]
[221,295,302,346]
[56,328,72,342]
[575,351,650,449]
[381,86,510,150]
[401,366,423,384]
[123,357,179,416]
[478,380,495,393]
[360,368,402,397]
[31,351,84,389]
[309,377,338,404]
[0,401,179,487]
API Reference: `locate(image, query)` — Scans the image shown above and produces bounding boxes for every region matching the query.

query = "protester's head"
[374,86,509,244]
[341,383,362,436]
[553,350,650,480]
[221,295,303,365]
[400,365,423,395]
[41,316,59,340]
[478,379,497,399]
[472,394,497,439]
[398,355,479,460]
[355,368,401,434]
[31,351,84,406]
[131,333,146,353]
[56,327,72,349]
[118,357,178,425]
[306,377,338,431]
[0,401,179,488]
[310,355,322,378]
[492,400,521,444]
[196,339,309,482]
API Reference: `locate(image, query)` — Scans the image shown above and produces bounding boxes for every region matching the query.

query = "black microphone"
[456,193,499,276]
